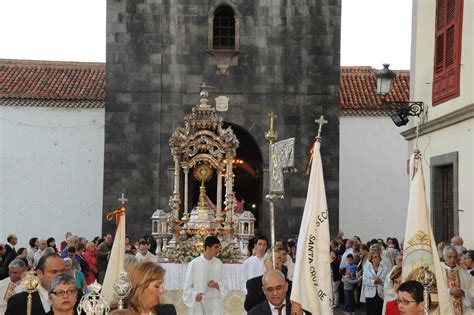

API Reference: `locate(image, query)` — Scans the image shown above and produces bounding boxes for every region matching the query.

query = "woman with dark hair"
[396,280,425,315]
[47,273,78,315]
[15,247,30,269]
[27,237,38,265]
[47,237,58,253]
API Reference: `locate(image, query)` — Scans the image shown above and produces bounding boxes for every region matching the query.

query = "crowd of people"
[326,232,474,315]
[0,231,472,315]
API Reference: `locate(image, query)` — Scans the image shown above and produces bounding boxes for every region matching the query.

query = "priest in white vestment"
[183,236,228,315]
[0,259,26,315]
[441,246,474,315]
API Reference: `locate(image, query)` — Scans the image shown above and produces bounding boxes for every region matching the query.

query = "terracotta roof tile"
[0,59,105,101]
[1,60,408,115]
[340,66,410,116]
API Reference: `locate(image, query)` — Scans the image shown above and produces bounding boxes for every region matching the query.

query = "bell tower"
[104,0,341,239]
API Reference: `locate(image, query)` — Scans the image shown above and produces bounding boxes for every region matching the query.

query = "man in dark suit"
[6,253,65,315]
[245,250,292,312]
[248,270,291,315]
[0,235,18,280]
[4,235,17,258]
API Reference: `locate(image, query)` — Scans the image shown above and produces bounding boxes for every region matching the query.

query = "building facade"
[404,0,473,247]
[0,59,105,246]
[104,0,342,239]
[339,66,411,242]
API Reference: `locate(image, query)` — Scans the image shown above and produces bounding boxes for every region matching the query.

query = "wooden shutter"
[432,0,463,105]
[441,166,454,242]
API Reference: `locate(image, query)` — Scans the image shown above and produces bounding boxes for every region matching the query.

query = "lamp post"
[376,64,424,127]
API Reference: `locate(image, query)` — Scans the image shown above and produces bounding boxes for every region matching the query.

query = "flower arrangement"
[166,235,242,263]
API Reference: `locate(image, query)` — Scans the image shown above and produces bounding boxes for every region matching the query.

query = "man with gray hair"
[245,249,292,312]
[248,270,290,315]
[6,253,65,315]
[441,245,474,314]
[0,259,26,314]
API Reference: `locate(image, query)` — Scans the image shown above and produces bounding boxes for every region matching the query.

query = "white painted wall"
[410,0,474,248]
[339,116,409,242]
[413,120,474,248]
[411,0,473,119]
[0,106,105,248]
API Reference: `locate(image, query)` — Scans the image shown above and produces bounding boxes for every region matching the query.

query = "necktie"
[275,304,285,315]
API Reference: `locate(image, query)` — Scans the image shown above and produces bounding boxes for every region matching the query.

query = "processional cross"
[265,112,296,268]
[315,115,328,141]
[118,193,128,206]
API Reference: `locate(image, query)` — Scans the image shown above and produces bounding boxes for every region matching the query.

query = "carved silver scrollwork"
[270,138,295,195]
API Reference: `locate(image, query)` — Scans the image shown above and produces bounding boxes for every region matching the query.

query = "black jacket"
[248,297,292,315]
[6,291,47,315]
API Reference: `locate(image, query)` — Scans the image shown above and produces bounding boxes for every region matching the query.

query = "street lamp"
[376,64,424,127]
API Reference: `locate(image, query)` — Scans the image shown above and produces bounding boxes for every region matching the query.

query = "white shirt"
[268,301,286,315]
[339,248,354,270]
[37,285,51,313]
[243,255,266,281]
[283,258,295,281]
[135,251,156,262]
[33,249,44,269]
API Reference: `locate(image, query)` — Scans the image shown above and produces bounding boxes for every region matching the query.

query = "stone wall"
[105,0,341,240]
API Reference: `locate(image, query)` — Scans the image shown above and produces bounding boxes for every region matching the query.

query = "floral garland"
[166,235,242,263]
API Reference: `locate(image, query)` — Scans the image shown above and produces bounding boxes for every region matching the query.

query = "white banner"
[101,211,126,304]
[402,153,453,314]
[290,141,333,314]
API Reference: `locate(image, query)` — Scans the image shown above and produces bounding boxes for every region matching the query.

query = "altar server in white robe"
[242,236,268,281]
[183,235,228,315]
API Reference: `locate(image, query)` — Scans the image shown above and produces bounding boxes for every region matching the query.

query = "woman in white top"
[363,251,388,315]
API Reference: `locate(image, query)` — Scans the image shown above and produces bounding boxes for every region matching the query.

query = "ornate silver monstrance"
[168,82,239,240]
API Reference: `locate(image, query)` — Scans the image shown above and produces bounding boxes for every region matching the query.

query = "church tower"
[104,0,341,240]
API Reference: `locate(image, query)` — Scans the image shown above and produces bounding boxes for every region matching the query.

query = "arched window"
[207,4,240,74]
[213,5,235,50]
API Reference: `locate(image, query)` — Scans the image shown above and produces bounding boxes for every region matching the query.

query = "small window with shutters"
[440,165,454,242]
[432,0,463,105]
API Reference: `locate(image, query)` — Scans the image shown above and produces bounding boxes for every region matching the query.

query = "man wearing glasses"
[248,270,290,315]
[6,253,65,315]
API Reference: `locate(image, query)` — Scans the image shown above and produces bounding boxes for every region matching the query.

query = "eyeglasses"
[51,289,77,297]
[264,285,284,293]
[396,299,418,305]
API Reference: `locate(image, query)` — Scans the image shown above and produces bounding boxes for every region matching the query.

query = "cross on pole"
[118,193,128,206]
[315,115,328,140]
